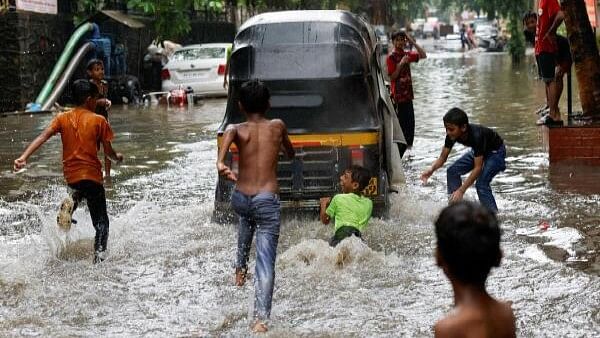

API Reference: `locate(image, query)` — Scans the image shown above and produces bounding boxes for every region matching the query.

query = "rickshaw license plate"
[363,177,378,196]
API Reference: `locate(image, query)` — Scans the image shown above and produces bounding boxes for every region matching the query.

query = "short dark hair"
[86,58,104,71]
[391,31,407,41]
[522,11,537,24]
[346,165,371,193]
[239,80,270,113]
[443,107,469,127]
[72,79,99,105]
[435,201,502,285]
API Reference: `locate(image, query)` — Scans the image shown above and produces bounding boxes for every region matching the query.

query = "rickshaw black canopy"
[222,11,380,133]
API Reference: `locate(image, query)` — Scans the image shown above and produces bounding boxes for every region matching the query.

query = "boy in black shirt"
[420,108,506,213]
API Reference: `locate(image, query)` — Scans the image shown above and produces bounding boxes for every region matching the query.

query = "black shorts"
[329,226,362,247]
[68,180,109,252]
[536,52,556,83]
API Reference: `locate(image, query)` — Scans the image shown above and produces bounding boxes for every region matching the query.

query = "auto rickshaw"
[214,10,406,222]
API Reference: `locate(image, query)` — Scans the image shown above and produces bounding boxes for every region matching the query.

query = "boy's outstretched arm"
[102,140,124,163]
[13,128,54,171]
[319,197,331,224]
[420,147,451,184]
[216,125,238,182]
[449,155,483,202]
[281,124,295,159]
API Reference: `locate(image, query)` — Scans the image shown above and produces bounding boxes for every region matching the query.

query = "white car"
[442,34,464,52]
[161,43,231,97]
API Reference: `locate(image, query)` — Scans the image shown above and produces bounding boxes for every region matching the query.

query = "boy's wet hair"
[443,107,469,127]
[391,31,407,41]
[346,165,371,193]
[72,79,99,105]
[522,11,537,24]
[435,201,502,285]
[239,80,270,113]
[86,58,104,71]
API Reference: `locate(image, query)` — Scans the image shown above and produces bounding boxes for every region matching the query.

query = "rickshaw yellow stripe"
[217,132,379,148]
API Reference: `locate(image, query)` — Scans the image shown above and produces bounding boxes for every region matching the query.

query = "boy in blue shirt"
[320,165,373,247]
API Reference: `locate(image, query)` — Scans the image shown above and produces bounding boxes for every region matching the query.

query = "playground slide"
[41,42,95,111]
[26,22,99,112]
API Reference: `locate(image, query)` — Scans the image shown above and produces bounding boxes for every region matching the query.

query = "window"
[172,47,226,61]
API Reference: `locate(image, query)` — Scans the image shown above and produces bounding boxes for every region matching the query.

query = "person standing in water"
[87,59,114,177]
[216,80,295,333]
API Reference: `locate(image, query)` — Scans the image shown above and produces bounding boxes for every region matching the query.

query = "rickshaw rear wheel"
[373,169,390,219]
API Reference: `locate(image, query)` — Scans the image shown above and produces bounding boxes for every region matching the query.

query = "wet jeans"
[231,190,281,320]
[447,144,506,213]
[68,180,109,252]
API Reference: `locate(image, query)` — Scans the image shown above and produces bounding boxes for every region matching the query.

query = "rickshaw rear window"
[261,22,336,45]
[237,22,365,79]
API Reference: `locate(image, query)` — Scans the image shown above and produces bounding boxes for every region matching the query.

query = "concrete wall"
[542,125,600,165]
[0,11,72,112]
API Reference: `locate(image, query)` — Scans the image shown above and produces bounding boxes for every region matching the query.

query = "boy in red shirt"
[535,0,565,126]
[14,79,123,263]
[386,31,427,154]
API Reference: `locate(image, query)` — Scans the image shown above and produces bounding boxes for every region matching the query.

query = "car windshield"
[172,47,226,61]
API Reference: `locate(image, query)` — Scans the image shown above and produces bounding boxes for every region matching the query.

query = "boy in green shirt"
[320,165,373,246]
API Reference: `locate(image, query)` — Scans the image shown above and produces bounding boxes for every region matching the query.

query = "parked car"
[474,23,498,48]
[423,17,440,39]
[161,43,231,97]
[213,10,405,222]
[441,34,464,52]
[411,18,426,38]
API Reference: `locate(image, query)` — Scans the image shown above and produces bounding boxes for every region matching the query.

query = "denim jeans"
[447,144,506,213]
[68,180,109,252]
[231,190,281,320]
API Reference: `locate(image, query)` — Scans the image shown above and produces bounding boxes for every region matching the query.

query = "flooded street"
[1,49,599,336]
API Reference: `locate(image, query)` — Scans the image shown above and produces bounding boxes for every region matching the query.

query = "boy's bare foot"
[235,267,247,286]
[251,320,268,333]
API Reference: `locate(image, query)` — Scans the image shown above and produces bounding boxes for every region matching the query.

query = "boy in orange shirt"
[14,79,123,263]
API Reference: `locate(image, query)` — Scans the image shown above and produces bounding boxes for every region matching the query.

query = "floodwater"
[1,48,599,337]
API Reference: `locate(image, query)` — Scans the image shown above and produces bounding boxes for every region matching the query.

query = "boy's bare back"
[435,299,516,338]
[219,117,294,195]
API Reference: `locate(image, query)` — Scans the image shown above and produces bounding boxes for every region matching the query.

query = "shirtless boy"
[216,80,295,333]
[434,201,516,338]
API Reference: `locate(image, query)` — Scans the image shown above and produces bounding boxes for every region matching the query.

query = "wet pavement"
[0,46,599,336]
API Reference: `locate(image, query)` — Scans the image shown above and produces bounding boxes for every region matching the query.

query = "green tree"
[74,0,225,40]
[128,0,224,40]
